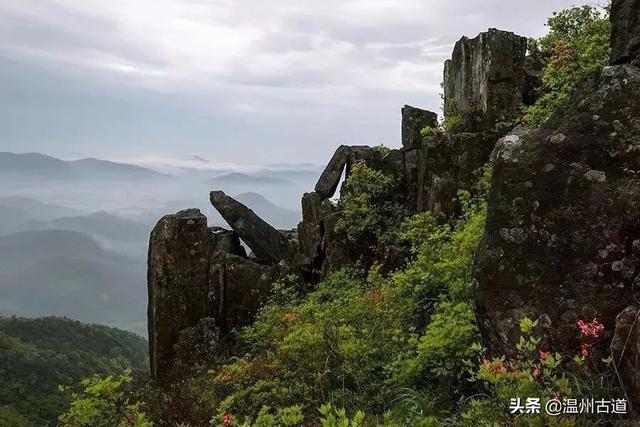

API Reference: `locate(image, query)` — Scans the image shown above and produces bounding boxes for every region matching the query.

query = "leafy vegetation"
[524,4,611,126]
[0,316,147,426]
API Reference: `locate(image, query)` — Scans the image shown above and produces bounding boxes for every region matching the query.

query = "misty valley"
[0,151,319,336]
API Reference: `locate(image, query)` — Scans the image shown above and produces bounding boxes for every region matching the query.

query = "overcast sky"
[0,0,580,165]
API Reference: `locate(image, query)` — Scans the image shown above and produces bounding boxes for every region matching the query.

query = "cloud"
[0,0,580,163]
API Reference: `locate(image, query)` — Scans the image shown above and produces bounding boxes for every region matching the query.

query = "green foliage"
[335,161,408,250]
[0,406,30,427]
[0,316,147,426]
[182,166,490,425]
[459,315,622,426]
[318,404,365,427]
[59,374,151,427]
[525,5,611,126]
[419,126,443,138]
[442,100,476,133]
[372,144,391,157]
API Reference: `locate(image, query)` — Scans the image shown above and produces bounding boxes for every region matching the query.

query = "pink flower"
[577,318,604,339]
[539,350,551,360]
[222,414,234,426]
[533,367,541,378]
[581,344,591,357]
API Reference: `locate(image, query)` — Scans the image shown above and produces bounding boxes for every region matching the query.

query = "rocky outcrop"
[611,0,640,66]
[413,132,497,216]
[147,209,211,380]
[209,191,291,262]
[209,254,276,331]
[147,23,538,383]
[444,29,528,132]
[401,105,438,150]
[315,145,350,198]
[474,64,640,355]
[148,204,287,381]
[612,306,640,409]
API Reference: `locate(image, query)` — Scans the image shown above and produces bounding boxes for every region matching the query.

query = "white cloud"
[0,0,581,162]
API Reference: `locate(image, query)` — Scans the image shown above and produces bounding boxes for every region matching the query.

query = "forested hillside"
[0,316,147,426]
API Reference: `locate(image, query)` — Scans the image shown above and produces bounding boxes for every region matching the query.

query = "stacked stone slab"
[148,197,293,381]
[444,28,528,132]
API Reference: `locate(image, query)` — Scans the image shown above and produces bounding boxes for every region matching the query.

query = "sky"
[0,0,580,165]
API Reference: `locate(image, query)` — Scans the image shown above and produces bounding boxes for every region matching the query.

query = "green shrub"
[525,5,611,126]
[59,374,151,427]
[335,161,408,252]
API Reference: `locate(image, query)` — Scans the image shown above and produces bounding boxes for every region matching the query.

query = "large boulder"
[210,191,291,263]
[611,0,640,66]
[147,209,211,380]
[443,28,528,132]
[401,105,438,150]
[611,306,640,408]
[475,65,640,355]
[408,132,497,215]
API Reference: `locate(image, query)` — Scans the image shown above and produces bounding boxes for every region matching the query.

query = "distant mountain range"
[234,192,300,229]
[0,195,81,221]
[207,172,293,186]
[0,229,147,335]
[0,152,167,181]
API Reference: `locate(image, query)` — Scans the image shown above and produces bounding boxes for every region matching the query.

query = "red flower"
[577,318,604,339]
[222,414,234,426]
[539,350,550,360]
[581,343,591,357]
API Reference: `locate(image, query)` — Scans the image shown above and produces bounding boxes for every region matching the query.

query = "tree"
[525,5,611,126]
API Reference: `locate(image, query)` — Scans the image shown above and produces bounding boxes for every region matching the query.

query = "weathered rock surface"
[147,209,211,380]
[417,132,497,215]
[611,306,640,408]
[210,191,291,262]
[210,254,276,332]
[401,105,438,150]
[148,208,285,380]
[475,65,640,355]
[444,28,528,132]
[611,0,640,66]
[172,317,222,376]
[210,226,246,258]
[315,145,350,198]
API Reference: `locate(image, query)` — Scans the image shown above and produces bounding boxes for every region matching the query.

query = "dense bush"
[525,5,611,126]
[0,316,147,426]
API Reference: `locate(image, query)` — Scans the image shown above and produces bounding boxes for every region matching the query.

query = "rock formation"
[475,63,640,355]
[611,306,640,409]
[611,0,640,66]
[147,205,287,381]
[209,191,291,262]
[147,26,534,381]
[147,209,212,380]
[314,145,350,198]
[444,28,528,132]
[401,105,438,150]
